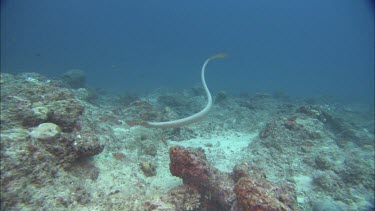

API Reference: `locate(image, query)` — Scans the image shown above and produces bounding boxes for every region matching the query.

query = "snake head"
[210,53,228,60]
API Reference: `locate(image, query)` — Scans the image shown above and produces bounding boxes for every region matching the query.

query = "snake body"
[144,54,227,128]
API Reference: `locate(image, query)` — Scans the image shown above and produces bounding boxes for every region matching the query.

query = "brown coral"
[169,146,299,211]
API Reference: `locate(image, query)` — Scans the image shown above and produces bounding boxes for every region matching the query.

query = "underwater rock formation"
[0,73,84,132]
[62,69,86,89]
[169,146,235,210]
[169,146,298,210]
[233,164,298,211]
[0,73,104,209]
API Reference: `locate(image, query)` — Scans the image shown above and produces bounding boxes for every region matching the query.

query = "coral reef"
[0,71,373,210]
[0,73,84,132]
[0,73,104,210]
[169,146,298,210]
[233,164,298,211]
[245,102,374,210]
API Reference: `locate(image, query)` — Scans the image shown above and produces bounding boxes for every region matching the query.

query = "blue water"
[1,0,374,104]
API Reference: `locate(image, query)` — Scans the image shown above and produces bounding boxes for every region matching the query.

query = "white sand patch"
[85,130,256,209]
[293,174,314,203]
[92,147,182,196]
[92,131,256,195]
[170,132,257,172]
[294,174,313,192]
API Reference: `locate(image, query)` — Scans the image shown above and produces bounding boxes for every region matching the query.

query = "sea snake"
[143,54,227,128]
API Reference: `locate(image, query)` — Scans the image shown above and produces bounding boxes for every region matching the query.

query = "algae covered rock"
[0,72,83,131]
[46,99,84,132]
[31,106,49,121]
[22,106,49,126]
[30,123,61,141]
[0,72,106,210]
[140,161,156,177]
[169,146,298,210]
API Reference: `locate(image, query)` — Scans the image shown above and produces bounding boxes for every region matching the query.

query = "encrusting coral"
[168,146,299,210]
